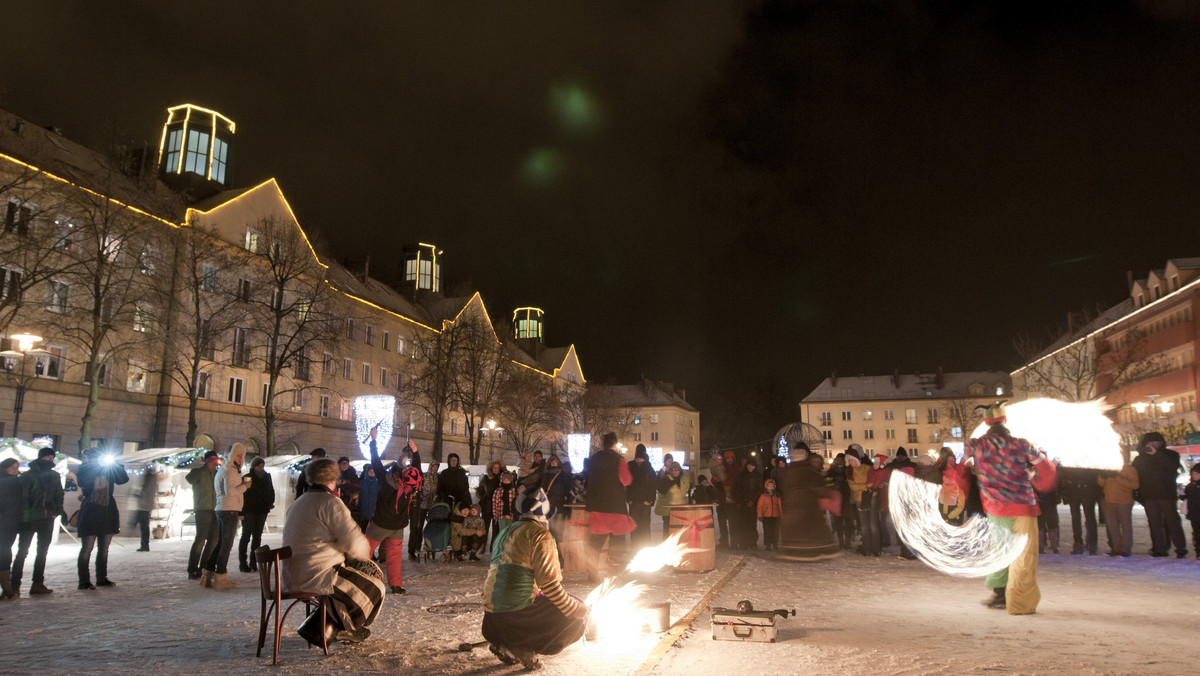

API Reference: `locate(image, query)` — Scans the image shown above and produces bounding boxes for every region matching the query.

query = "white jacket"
[281,487,370,594]
[214,462,249,512]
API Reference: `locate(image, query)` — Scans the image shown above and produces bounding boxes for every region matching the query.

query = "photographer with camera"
[76,448,128,590]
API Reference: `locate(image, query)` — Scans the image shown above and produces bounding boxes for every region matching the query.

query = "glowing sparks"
[353,395,395,459]
[970,398,1122,470]
[890,472,1027,578]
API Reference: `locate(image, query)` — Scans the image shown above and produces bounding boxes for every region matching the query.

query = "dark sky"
[4,1,1200,447]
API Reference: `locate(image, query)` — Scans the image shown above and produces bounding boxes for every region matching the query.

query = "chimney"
[892,370,901,388]
[1126,270,1134,290]
[935,367,944,389]
[830,371,838,386]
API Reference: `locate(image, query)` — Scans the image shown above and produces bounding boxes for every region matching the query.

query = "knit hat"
[37,446,56,460]
[896,447,908,458]
[874,454,888,465]
[635,444,649,460]
[515,486,553,523]
[764,479,776,490]
[978,402,1006,425]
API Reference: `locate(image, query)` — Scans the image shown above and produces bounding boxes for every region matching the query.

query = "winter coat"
[186,464,217,511]
[757,491,782,519]
[655,472,691,517]
[1059,467,1103,503]
[476,462,504,517]
[76,459,129,537]
[1132,448,1182,500]
[0,473,24,528]
[21,458,64,523]
[690,483,718,505]
[214,461,249,512]
[1098,465,1140,505]
[518,456,545,491]
[540,463,571,512]
[585,448,632,515]
[242,469,276,515]
[493,483,518,520]
[367,440,413,531]
[847,461,871,506]
[1184,480,1200,521]
[438,456,471,508]
[135,470,159,512]
[419,470,441,510]
[626,459,658,506]
[732,467,762,509]
[358,471,380,522]
[281,485,370,595]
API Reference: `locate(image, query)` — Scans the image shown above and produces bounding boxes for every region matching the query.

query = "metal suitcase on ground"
[710,604,794,643]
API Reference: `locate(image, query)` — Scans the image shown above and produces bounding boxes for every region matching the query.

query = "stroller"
[421,501,454,562]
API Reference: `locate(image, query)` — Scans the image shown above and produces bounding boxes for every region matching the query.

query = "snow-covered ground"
[2,506,1196,675]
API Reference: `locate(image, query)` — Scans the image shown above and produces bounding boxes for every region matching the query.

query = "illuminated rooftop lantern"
[513,306,544,343]
[353,395,395,459]
[402,243,442,294]
[158,104,236,186]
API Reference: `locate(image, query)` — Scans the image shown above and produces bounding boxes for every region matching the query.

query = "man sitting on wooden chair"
[283,458,386,646]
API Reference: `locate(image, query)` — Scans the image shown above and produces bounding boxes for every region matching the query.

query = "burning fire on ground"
[584,529,692,642]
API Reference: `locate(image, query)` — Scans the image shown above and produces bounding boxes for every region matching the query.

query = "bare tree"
[407,317,469,462]
[39,173,157,451]
[1014,308,1164,401]
[452,317,509,464]
[555,384,641,453]
[0,167,80,334]
[154,223,251,446]
[241,217,341,455]
[492,362,558,463]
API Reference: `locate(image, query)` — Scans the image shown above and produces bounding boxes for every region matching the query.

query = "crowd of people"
[3,423,1199,664]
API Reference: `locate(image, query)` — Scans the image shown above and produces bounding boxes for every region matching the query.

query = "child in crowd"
[757,479,783,551]
[492,472,518,536]
[567,475,587,505]
[1184,464,1200,560]
[461,504,486,561]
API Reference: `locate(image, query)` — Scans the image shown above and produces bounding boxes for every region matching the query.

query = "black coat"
[626,460,657,505]
[76,459,129,537]
[541,465,571,511]
[1133,449,1182,500]
[369,440,412,530]
[242,469,276,514]
[438,458,471,508]
[585,448,629,515]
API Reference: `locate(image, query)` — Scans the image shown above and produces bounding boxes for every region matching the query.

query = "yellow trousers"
[984,515,1040,615]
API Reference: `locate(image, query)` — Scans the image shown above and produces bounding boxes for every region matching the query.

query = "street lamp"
[1,331,47,439]
[485,419,503,462]
[1131,394,1174,421]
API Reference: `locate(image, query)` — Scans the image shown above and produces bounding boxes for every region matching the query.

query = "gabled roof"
[801,371,1011,403]
[603,381,697,412]
[0,107,180,221]
[1024,299,1134,364]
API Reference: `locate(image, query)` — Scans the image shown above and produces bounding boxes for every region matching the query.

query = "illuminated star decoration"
[354,395,395,460]
[890,472,1026,578]
[969,398,1122,470]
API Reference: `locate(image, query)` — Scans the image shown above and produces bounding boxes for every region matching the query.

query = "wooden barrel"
[667,504,716,572]
[560,505,590,573]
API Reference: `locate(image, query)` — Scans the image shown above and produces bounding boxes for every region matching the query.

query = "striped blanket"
[329,557,386,631]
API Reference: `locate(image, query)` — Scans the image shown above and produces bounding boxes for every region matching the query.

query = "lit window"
[244,230,260,253]
[140,247,159,276]
[44,280,69,313]
[127,363,148,392]
[184,129,210,175]
[102,235,121,262]
[54,217,76,251]
[164,129,183,172]
[211,137,229,183]
[133,304,155,333]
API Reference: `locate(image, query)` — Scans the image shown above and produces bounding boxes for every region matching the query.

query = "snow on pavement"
[2,506,1197,675]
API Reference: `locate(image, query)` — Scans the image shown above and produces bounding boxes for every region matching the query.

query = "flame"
[970,398,1122,470]
[584,530,690,642]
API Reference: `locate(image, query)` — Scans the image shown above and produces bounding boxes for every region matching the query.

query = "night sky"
[3,1,1200,448]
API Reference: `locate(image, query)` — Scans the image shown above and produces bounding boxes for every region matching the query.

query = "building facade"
[800,370,1012,459]
[603,380,700,470]
[0,104,587,461]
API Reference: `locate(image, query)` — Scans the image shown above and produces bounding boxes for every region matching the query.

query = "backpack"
[24,469,64,522]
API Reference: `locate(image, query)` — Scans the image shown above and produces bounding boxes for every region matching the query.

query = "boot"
[982,587,1006,609]
[199,570,213,588]
[1049,528,1060,555]
[211,573,236,590]
[1038,527,1046,554]
[238,552,251,573]
[0,571,14,600]
[29,582,53,595]
[297,609,336,648]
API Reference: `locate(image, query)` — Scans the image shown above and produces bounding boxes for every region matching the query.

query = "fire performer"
[965,403,1056,615]
[585,432,635,579]
[482,486,588,671]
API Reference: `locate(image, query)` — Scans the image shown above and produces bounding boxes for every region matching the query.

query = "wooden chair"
[255,545,328,664]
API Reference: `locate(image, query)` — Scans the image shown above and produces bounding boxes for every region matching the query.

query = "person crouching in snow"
[965,403,1056,615]
[482,486,588,671]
